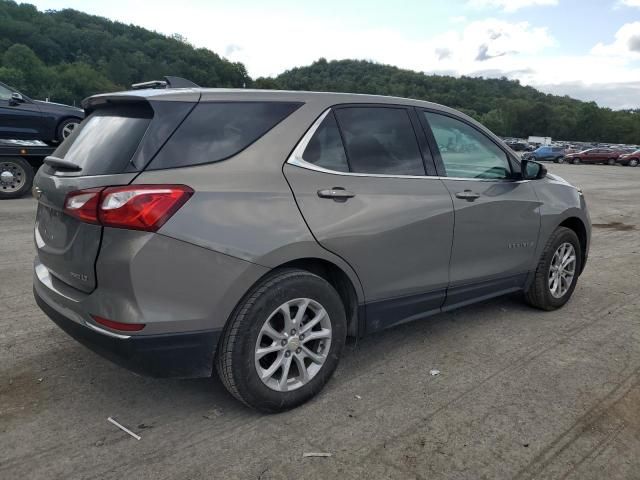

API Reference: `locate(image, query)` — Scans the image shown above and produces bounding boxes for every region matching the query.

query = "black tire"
[572,157,581,165]
[216,268,347,412]
[629,158,639,167]
[56,117,81,142]
[0,156,34,199]
[607,158,616,166]
[524,227,582,311]
[555,156,564,164]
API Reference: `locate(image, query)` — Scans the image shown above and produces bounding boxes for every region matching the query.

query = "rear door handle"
[317,187,355,202]
[455,190,481,201]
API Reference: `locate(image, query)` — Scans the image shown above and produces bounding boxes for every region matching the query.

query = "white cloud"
[592,22,640,57]
[467,0,558,12]
[617,0,640,7]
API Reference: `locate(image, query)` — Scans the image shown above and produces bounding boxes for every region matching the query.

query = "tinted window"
[334,107,425,175]
[302,112,349,172]
[149,102,301,170]
[53,105,151,175]
[423,111,511,179]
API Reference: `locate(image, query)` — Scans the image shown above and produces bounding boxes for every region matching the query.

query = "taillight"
[92,315,146,332]
[63,185,193,232]
[64,188,103,224]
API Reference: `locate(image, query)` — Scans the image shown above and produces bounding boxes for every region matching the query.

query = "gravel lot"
[1,163,639,480]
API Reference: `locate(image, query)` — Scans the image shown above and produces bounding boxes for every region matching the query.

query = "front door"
[0,85,43,140]
[419,109,541,308]
[284,106,455,333]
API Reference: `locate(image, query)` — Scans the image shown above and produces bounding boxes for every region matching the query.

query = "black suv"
[0,81,84,143]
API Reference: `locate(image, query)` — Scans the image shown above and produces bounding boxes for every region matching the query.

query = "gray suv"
[33,88,591,412]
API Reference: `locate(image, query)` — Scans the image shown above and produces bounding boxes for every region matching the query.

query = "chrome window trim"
[286,108,528,183]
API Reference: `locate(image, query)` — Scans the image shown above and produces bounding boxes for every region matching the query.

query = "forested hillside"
[1,0,638,143]
[0,0,249,105]
[255,59,640,144]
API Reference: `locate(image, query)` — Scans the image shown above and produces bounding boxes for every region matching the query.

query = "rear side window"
[148,102,301,170]
[302,112,349,172]
[53,104,152,175]
[334,107,425,175]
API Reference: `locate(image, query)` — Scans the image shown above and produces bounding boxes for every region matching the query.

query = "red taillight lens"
[63,188,103,224]
[92,315,146,332]
[99,185,193,231]
[63,185,193,232]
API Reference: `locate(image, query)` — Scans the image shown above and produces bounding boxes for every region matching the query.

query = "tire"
[572,157,581,165]
[216,268,347,412]
[555,157,564,164]
[607,158,616,166]
[0,157,34,199]
[56,118,81,142]
[524,227,582,311]
[629,158,639,167]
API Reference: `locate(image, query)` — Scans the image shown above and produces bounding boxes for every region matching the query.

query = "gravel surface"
[1,163,639,479]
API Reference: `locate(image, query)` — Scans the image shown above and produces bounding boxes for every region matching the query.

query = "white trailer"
[528,136,552,146]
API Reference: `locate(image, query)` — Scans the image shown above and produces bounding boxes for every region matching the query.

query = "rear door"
[418,109,541,308]
[34,97,197,292]
[284,105,455,332]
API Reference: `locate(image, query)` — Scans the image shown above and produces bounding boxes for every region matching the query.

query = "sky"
[27,0,640,109]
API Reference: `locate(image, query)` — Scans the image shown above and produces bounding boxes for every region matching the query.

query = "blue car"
[525,146,566,163]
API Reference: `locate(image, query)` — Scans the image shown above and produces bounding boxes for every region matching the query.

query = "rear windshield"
[146,101,302,170]
[53,104,152,175]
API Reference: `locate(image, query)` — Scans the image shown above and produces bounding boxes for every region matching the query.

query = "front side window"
[302,112,349,172]
[423,111,512,180]
[0,83,13,101]
[334,107,425,176]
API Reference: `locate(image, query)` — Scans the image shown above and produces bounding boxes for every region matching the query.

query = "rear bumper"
[34,286,220,378]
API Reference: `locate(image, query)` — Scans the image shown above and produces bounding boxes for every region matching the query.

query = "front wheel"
[524,227,582,311]
[629,159,639,167]
[216,269,347,412]
[572,157,581,165]
[555,157,564,164]
[0,157,34,199]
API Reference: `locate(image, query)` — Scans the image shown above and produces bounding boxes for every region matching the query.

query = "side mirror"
[521,159,547,180]
[9,92,24,105]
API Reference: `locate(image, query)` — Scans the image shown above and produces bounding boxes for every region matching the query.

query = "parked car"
[505,140,529,151]
[564,148,627,165]
[617,149,640,167]
[525,146,566,163]
[0,81,84,143]
[33,86,591,412]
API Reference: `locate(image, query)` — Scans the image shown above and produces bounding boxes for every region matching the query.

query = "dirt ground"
[1,163,639,480]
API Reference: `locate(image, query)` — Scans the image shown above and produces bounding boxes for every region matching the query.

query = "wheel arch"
[558,216,588,274]
[272,257,362,338]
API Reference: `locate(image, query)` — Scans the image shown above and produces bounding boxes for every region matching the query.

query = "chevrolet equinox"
[33,87,591,412]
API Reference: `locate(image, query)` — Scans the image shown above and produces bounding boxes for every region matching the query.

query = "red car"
[564,148,628,165]
[617,149,640,167]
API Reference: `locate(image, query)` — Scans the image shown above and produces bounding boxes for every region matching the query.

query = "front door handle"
[455,190,481,201]
[317,187,355,202]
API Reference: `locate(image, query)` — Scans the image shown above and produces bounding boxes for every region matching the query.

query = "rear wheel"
[0,157,34,199]
[216,269,347,412]
[56,118,81,142]
[607,158,616,166]
[572,157,581,165]
[629,158,639,167]
[524,227,582,311]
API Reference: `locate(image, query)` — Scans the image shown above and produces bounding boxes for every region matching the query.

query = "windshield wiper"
[44,156,82,172]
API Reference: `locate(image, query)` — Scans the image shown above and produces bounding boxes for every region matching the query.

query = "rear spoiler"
[131,76,200,90]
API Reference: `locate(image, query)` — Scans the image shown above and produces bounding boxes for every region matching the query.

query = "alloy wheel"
[548,242,576,299]
[62,121,79,139]
[254,298,332,392]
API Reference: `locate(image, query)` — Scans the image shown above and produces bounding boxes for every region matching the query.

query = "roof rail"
[130,76,200,90]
